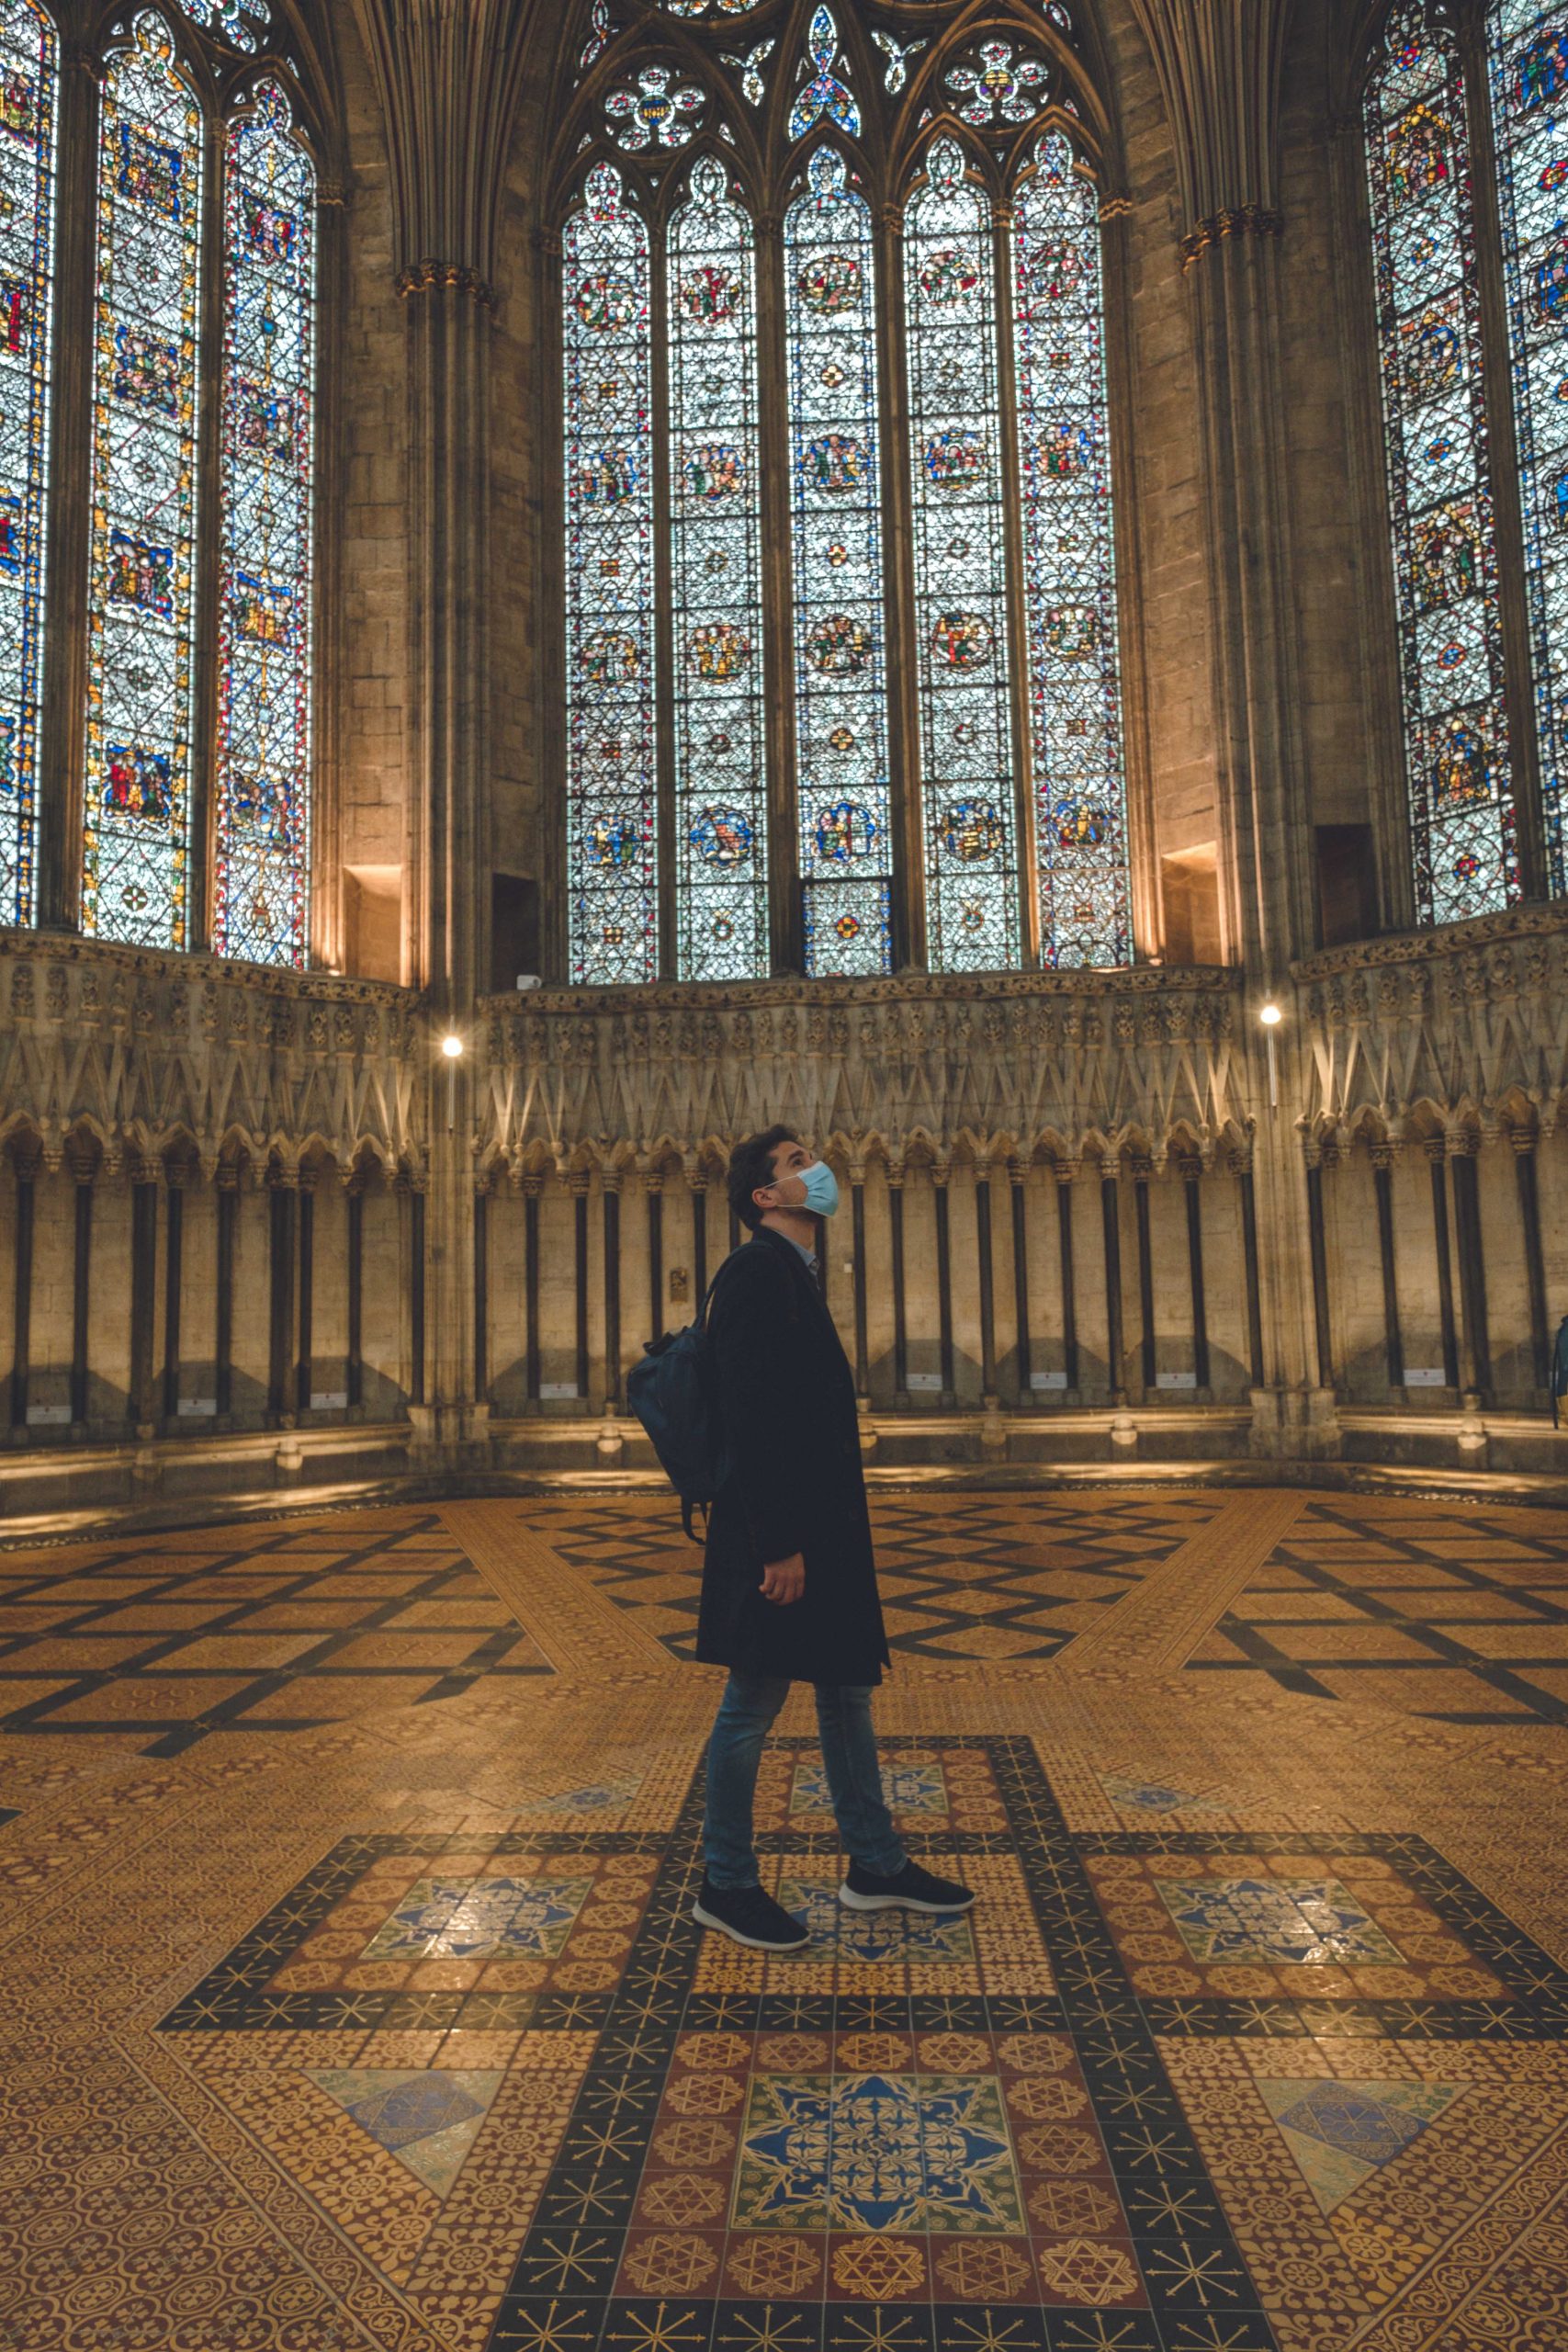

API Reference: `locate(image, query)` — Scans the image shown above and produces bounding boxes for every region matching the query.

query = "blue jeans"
[702,1674,907,1889]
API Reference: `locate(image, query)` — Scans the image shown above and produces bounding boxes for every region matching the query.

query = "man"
[692,1125,975,1950]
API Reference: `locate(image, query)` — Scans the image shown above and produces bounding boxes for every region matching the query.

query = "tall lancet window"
[904,137,1021,972]
[668,155,768,982]
[1364,7,1517,923]
[0,0,56,931]
[1486,2,1568,895]
[785,145,894,977]
[83,13,204,952]
[1013,133,1131,967]
[562,163,657,986]
[215,83,317,967]
[555,0,1137,982]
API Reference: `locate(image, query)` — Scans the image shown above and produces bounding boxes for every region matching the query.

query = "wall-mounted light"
[440,1031,464,1132]
[1258,998,1282,1112]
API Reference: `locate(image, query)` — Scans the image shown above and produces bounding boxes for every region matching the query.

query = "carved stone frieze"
[0,933,423,1176]
[1292,901,1568,1145]
[476,968,1247,1172]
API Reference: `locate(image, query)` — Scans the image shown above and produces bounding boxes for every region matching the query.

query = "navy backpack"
[626,1264,732,1539]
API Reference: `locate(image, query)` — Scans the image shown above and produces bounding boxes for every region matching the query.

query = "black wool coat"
[695,1224,891,1687]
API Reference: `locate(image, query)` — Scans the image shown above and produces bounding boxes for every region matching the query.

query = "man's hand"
[760,1552,806,1606]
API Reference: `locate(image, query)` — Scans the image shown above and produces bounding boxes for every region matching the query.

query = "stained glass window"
[563,163,657,986]
[213,83,316,968]
[1012,133,1131,964]
[0,0,55,931]
[178,0,270,51]
[82,13,203,952]
[667,155,768,982]
[1487,0,1568,895]
[1364,7,1517,923]
[784,145,893,975]
[904,138,1020,972]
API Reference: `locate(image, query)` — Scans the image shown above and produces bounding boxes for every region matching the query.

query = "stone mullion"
[649,198,677,981]
[753,211,798,975]
[1460,7,1544,899]
[536,228,569,984]
[1094,191,1157,961]
[876,198,925,971]
[991,192,1040,970]
[188,102,228,955]
[37,43,100,931]
[310,182,349,971]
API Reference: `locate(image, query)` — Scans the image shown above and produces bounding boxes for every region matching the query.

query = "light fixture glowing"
[1258,1000,1282,1027]
[441,1033,464,1058]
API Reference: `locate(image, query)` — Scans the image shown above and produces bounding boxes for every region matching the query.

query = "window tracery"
[1363,5,1518,927]
[556,0,1134,986]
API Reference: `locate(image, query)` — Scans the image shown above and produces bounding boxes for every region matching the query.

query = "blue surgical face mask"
[797,1159,840,1218]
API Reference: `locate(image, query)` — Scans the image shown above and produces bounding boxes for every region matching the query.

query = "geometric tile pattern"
[1253,2076,1464,2214]
[304,2065,505,2195]
[532,1490,1230,1661]
[0,1509,550,1754]
[1186,1495,1568,1724]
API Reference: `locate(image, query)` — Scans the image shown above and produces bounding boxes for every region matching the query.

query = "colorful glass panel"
[1364,7,1517,923]
[179,0,270,51]
[904,139,1020,972]
[784,146,892,974]
[214,85,315,967]
[1487,0,1568,894]
[788,7,859,141]
[0,0,55,929]
[668,156,768,981]
[1012,134,1130,965]
[563,164,657,985]
[82,14,203,951]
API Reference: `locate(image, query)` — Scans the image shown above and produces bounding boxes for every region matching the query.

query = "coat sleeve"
[708,1247,807,1565]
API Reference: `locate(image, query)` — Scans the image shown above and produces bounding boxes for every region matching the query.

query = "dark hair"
[728,1125,798,1232]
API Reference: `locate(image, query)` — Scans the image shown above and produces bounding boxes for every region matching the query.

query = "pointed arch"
[1010,128,1131,967]
[1362,4,1517,926]
[562,158,658,985]
[81,9,206,952]
[904,130,1021,974]
[784,141,894,975]
[667,148,769,980]
[213,74,317,967]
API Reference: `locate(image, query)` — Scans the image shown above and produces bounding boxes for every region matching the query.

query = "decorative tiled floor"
[4,1487,1568,2349]
[1184,1496,1568,1724]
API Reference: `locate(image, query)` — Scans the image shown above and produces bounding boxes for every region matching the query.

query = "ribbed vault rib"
[348,0,538,288]
[1123,0,1292,230]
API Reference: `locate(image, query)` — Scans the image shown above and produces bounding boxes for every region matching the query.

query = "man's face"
[755,1136,812,1216]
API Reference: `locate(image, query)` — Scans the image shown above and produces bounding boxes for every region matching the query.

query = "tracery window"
[557,0,1134,986]
[3,0,321,964]
[1363,0,1568,922]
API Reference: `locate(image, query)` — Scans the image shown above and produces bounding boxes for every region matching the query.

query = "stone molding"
[0,932,421,1179]
[477,968,1247,1172]
[1292,901,1568,1146]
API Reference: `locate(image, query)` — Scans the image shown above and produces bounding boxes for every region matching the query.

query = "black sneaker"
[840,1860,976,1915]
[693,1876,810,1950]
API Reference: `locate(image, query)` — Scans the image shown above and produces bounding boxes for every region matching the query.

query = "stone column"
[1128,0,1337,1448]
[352,0,533,1456]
